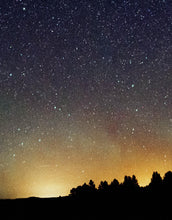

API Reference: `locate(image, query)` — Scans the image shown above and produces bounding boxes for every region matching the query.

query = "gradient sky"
[0,0,171,198]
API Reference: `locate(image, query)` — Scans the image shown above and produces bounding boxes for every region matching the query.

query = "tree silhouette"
[98,181,108,192]
[109,178,119,194]
[110,179,119,187]
[163,171,172,192]
[132,175,138,186]
[148,171,163,196]
[70,180,97,197]
[163,171,172,184]
[62,170,172,220]
[89,179,96,189]
[122,175,139,192]
[1,170,172,220]
[149,171,162,189]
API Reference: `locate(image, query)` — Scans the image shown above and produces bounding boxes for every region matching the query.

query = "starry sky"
[0,0,171,198]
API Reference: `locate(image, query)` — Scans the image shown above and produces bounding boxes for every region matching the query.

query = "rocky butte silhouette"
[0,171,171,220]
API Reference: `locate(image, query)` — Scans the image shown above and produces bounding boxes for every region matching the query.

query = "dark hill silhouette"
[0,171,172,220]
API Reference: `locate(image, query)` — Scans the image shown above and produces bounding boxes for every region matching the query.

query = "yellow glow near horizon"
[1,121,171,199]
[3,165,171,199]
[32,183,65,198]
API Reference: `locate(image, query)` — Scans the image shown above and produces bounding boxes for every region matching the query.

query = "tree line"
[1,171,171,219]
[70,171,172,197]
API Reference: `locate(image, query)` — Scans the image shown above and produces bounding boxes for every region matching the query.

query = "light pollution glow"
[0,0,171,199]
[1,117,171,198]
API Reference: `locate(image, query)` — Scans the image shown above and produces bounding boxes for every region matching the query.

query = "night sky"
[0,0,171,198]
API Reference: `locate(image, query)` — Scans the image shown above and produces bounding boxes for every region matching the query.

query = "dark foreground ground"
[0,190,171,220]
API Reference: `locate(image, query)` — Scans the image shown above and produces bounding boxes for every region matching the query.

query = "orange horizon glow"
[0,0,171,201]
[3,159,171,199]
[1,124,171,199]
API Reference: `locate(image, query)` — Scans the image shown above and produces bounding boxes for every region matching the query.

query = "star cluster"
[0,0,171,198]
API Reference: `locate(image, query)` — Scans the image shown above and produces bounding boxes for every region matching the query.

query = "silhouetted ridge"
[70,171,172,197]
[0,170,171,220]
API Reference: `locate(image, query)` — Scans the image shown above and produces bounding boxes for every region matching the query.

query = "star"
[0,0,171,199]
